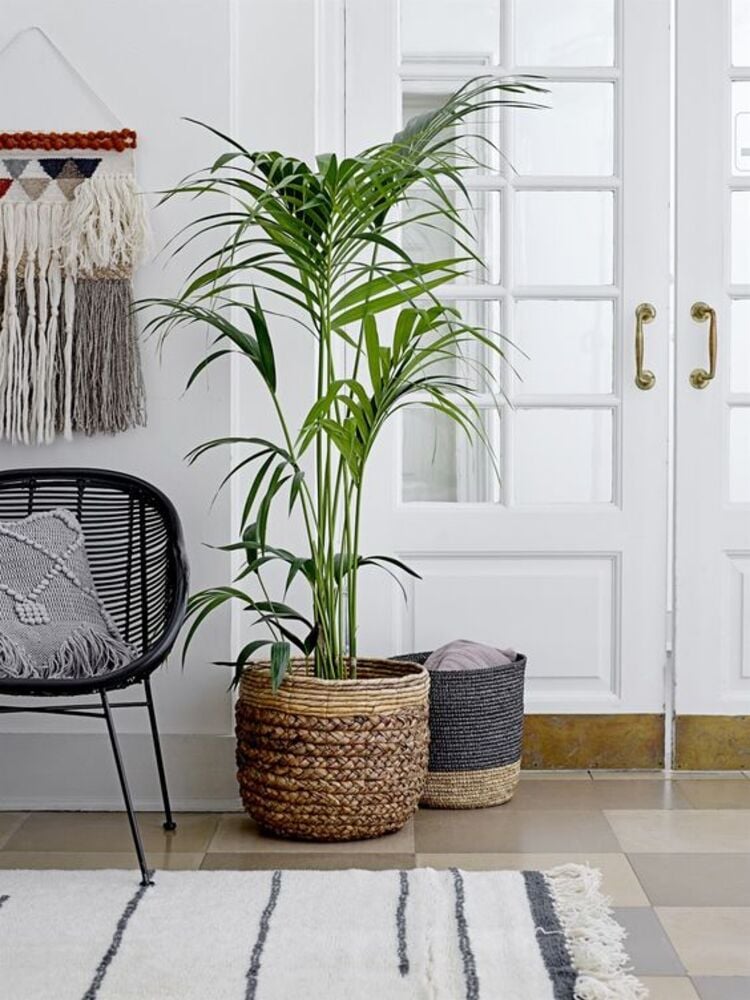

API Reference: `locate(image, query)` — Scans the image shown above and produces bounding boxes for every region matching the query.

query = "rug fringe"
[545,864,649,1000]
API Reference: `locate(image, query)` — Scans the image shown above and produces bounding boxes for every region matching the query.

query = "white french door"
[674,0,750,723]
[347,0,672,721]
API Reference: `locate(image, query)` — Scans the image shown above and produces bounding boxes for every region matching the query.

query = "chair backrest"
[0,468,186,656]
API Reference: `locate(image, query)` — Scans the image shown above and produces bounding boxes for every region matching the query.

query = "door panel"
[346,0,671,728]
[674,0,750,750]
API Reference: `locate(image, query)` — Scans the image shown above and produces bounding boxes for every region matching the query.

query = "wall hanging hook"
[0,25,125,127]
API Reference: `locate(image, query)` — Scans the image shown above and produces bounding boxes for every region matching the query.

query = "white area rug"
[0,864,645,1000]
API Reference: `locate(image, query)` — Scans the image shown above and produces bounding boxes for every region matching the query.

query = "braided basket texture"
[396,651,526,809]
[236,659,430,841]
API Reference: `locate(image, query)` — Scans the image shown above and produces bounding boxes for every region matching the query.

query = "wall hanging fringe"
[0,132,148,444]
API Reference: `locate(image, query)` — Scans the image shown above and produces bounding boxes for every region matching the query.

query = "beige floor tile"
[510,780,690,810]
[639,977,700,999]
[656,908,750,976]
[673,772,748,780]
[202,852,415,870]
[676,780,750,809]
[0,813,27,849]
[415,808,620,853]
[415,852,649,906]
[520,770,592,780]
[604,811,750,853]
[208,814,415,854]
[591,770,670,780]
[591,771,747,781]
[3,812,219,854]
[0,851,204,870]
[629,854,750,907]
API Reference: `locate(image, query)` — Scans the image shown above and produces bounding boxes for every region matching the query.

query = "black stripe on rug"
[522,871,577,999]
[82,880,152,1000]
[245,869,282,1000]
[396,870,410,976]
[450,868,480,1000]
[0,894,8,910]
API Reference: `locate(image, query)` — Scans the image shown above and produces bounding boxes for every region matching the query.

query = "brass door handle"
[635,302,656,390]
[690,301,717,389]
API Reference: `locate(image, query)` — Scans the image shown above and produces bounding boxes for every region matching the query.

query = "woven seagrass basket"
[396,651,526,809]
[235,659,430,841]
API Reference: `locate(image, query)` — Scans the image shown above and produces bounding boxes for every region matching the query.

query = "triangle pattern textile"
[18,177,51,201]
[0,129,148,445]
[57,159,84,180]
[38,158,68,179]
[72,158,101,178]
[3,158,30,179]
[57,177,84,201]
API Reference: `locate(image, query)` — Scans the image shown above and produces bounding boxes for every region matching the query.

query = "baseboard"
[0,732,242,811]
[674,715,750,770]
[522,714,665,770]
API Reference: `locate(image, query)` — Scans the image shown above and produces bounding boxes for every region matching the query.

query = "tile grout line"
[0,813,30,851]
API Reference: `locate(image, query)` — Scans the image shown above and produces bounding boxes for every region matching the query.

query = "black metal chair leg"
[143,677,177,832]
[101,691,153,886]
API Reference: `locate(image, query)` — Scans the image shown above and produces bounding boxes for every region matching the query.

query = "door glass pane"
[402,407,499,502]
[732,83,750,174]
[418,299,500,388]
[733,0,750,65]
[731,300,750,392]
[513,300,614,394]
[729,407,750,501]
[513,408,613,504]
[516,191,614,285]
[401,0,501,63]
[403,190,500,284]
[514,0,615,67]
[731,192,750,284]
[512,82,614,176]
[402,90,498,172]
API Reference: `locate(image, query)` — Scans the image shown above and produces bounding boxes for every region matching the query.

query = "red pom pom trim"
[0,129,137,152]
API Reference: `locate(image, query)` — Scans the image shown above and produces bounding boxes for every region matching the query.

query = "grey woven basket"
[394,650,526,808]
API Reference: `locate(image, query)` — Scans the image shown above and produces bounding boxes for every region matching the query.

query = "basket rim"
[398,651,528,674]
[241,657,428,689]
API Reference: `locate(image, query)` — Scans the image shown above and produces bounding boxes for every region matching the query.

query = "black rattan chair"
[0,468,189,885]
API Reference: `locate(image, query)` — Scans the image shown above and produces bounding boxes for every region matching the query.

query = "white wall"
[0,0,327,809]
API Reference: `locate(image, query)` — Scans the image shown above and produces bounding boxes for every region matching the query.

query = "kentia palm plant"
[146,77,542,692]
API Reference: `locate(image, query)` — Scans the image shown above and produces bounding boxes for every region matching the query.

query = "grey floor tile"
[677,781,750,809]
[0,851,204,870]
[4,812,219,853]
[415,808,620,853]
[614,908,686,976]
[209,814,414,854]
[0,813,27,850]
[201,852,415,871]
[692,978,750,1000]
[639,978,700,999]
[629,854,750,907]
[510,780,691,810]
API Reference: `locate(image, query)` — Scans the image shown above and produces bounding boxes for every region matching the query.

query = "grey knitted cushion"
[0,508,135,680]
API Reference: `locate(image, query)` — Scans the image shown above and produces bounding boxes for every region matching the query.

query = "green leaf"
[270,640,291,691]
[363,315,381,394]
[231,638,273,686]
[247,292,276,391]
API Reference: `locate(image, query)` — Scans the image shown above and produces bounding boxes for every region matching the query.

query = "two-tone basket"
[396,651,526,808]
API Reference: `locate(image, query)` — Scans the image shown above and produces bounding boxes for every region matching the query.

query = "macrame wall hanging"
[0,126,148,444]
